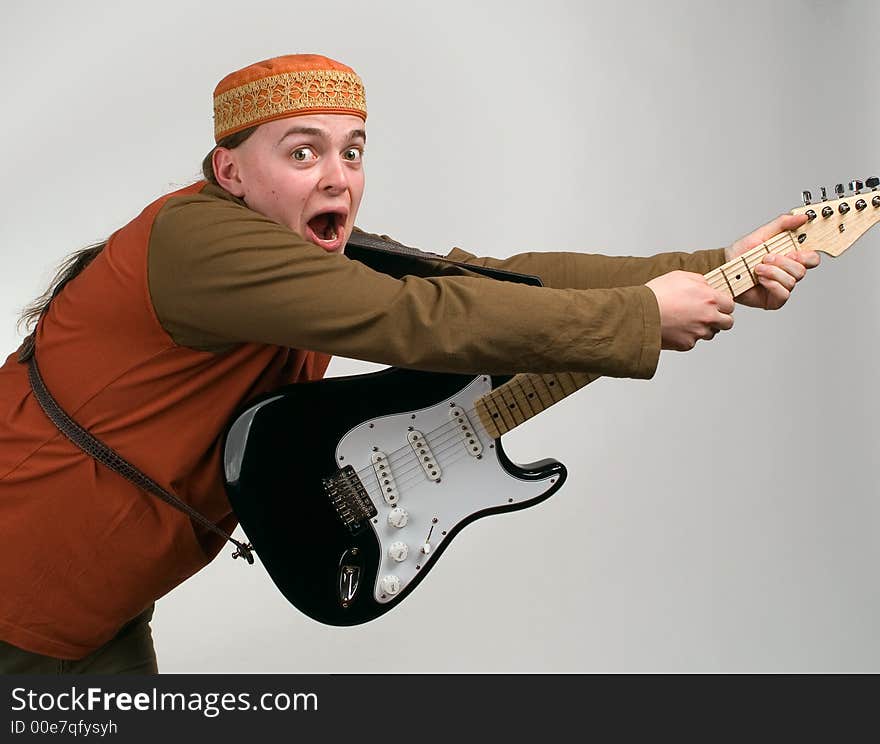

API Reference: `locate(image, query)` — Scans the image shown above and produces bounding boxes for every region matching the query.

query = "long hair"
[17,126,258,363]
[17,243,106,362]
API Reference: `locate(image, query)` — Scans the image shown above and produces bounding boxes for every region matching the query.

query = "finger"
[757,277,791,309]
[769,212,809,234]
[760,254,806,281]
[714,313,734,331]
[792,249,821,269]
[755,263,798,291]
[713,290,735,315]
[748,213,809,244]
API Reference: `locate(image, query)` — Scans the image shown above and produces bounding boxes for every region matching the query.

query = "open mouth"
[305,210,347,252]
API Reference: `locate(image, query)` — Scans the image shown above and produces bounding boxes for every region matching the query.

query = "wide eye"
[291,146,316,162]
[342,147,362,162]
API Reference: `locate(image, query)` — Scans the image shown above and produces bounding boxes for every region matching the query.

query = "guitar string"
[365,435,503,506]
[366,445,500,520]
[367,399,567,502]
[359,416,496,500]
[353,358,610,484]
[357,368,603,499]
[364,444,485,507]
[705,234,795,294]
[347,371,563,481]
[352,373,563,487]
[704,234,791,286]
[358,399,570,501]
[352,231,799,497]
[351,399,491,479]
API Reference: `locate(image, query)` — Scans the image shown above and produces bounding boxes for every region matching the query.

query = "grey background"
[1,0,877,672]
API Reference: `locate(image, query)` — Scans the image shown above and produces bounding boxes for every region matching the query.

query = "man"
[0,54,818,673]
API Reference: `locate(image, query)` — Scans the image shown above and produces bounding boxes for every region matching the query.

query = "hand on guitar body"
[646,213,821,351]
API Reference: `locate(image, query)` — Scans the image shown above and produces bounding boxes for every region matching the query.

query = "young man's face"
[216,114,366,253]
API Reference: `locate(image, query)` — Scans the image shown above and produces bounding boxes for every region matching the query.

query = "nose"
[318,154,349,195]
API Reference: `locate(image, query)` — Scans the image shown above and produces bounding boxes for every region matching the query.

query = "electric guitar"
[223,178,880,626]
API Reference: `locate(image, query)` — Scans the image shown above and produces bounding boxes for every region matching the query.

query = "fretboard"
[704,230,800,298]
[475,371,601,438]
[474,229,800,438]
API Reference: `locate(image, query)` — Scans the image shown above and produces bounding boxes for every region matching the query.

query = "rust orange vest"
[0,182,330,659]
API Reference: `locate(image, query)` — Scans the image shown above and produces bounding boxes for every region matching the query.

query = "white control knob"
[380,575,401,595]
[420,542,432,555]
[389,542,409,562]
[387,507,409,528]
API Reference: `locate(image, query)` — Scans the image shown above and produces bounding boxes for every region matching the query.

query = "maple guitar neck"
[476,180,880,439]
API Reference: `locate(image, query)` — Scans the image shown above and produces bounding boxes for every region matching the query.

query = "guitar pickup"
[449,406,483,457]
[407,430,441,482]
[371,451,399,505]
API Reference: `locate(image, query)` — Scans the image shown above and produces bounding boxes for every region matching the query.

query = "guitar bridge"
[323,465,377,535]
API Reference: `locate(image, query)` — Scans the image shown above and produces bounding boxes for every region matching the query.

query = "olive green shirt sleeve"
[148,184,662,378]
[445,245,727,290]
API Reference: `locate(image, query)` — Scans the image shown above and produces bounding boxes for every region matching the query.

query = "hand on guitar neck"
[725,212,820,310]
[646,212,821,351]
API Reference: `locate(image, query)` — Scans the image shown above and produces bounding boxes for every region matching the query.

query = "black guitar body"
[223,367,566,626]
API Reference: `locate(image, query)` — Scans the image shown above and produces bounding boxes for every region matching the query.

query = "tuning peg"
[835,183,845,198]
[820,186,828,201]
[866,176,879,190]
[801,190,812,205]
[849,180,864,194]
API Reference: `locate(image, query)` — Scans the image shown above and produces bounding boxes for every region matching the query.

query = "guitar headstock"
[790,177,880,257]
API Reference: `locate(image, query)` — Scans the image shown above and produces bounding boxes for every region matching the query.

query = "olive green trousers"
[0,604,158,674]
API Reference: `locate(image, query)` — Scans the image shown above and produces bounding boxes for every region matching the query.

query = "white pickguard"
[335,375,559,603]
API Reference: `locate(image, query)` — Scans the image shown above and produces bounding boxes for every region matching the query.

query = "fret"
[511,377,539,417]
[784,230,801,254]
[555,372,578,396]
[527,374,556,410]
[707,230,799,300]
[706,268,725,293]
[496,385,527,427]
[473,370,602,438]
[474,398,499,439]
[727,258,755,295]
[740,255,756,289]
[489,389,518,431]
[480,393,509,437]
[516,375,548,414]
[570,372,598,389]
[541,374,565,403]
[719,265,735,297]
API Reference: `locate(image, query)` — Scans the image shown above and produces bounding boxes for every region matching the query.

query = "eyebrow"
[278,126,366,144]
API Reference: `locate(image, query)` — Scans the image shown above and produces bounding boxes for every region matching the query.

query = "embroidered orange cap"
[213,54,367,142]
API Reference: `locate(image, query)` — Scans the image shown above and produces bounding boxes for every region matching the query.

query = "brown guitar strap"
[345,230,542,286]
[26,353,255,565]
